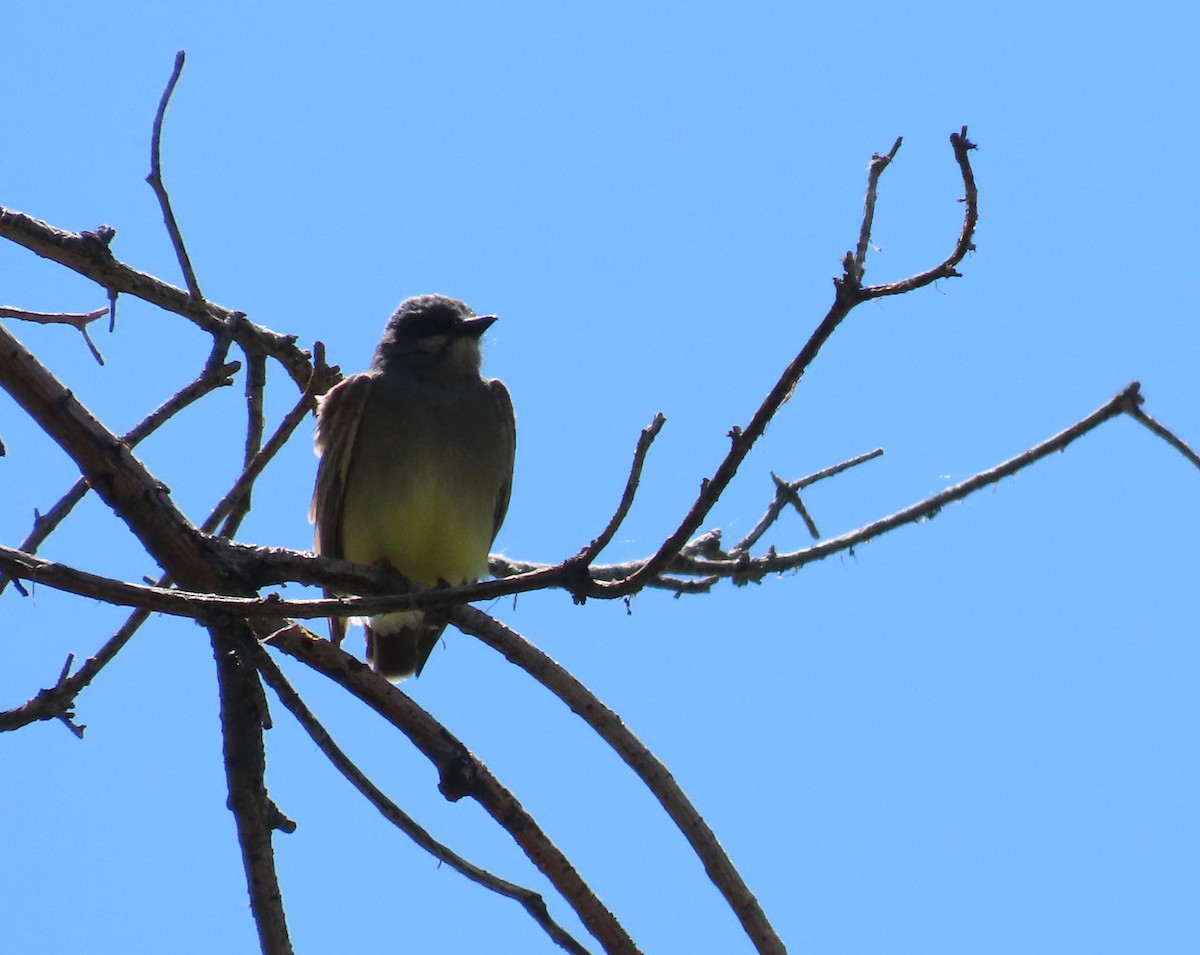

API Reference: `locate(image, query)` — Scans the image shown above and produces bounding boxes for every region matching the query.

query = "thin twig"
[566,414,666,581]
[0,305,109,325]
[852,137,904,281]
[219,349,267,534]
[1126,404,1200,470]
[0,305,109,364]
[730,448,885,554]
[682,382,1148,581]
[206,352,287,540]
[146,50,204,303]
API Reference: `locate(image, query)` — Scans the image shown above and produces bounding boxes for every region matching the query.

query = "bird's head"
[373,294,497,377]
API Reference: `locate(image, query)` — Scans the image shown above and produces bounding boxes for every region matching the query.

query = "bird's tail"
[365,613,447,680]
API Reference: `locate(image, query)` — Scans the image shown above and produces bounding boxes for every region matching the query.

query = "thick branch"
[0,345,239,595]
[0,317,294,953]
[211,615,295,955]
[0,206,313,388]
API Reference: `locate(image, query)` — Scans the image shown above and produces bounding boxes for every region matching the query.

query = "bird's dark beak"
[459,314,498,339]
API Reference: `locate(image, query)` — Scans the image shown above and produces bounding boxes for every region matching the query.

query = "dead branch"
[0,341,239,595]
[0,206,313,388]
[0,304,109,363]
[250,642,592,955]
[146,50,204,304]
[0,375,1177,622]
[0,318,295,952]
[265,623,639,955]
[578,130,978,600]
[451,605,786,955]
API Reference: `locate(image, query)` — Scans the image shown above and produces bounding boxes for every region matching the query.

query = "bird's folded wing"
[310,372,375,644]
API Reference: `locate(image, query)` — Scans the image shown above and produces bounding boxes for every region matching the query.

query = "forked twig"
[566,414,667,584]
[681,382,1147,581]
[0,305,109,364]
[730,448,885,555]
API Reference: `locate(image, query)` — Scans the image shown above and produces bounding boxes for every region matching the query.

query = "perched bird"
[310,294,516,679]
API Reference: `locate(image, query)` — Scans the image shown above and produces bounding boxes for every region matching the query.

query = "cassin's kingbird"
[310,294,516,679]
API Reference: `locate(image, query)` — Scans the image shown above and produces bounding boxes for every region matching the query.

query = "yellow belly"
[340,458,493,586]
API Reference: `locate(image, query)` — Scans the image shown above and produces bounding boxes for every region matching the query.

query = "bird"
[310,294,516,679]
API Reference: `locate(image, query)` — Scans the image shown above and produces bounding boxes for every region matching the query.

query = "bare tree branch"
[0,378,1177,627]
[681,382,1148,581]
[211,614,295,955]
[250,643,593,955]
[0,206,314,388]
[562,413,667,596]
[207,348,329,540]
[146,50,205,304]
[728,449,886,555]
[580,129,978,600]
[0,342,239,595]
[862,127,979,299]
[0,304,110,364]
[451,605,787,955]
[851,136,904,282]
[0,315,295,954]
[265,624,641,955]
[1126,404,1200,471]
[225,348,268,532]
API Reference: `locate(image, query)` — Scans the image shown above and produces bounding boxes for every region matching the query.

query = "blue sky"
[2,3,1197,953]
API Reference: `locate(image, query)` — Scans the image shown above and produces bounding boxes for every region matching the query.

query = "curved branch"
[265,624,640,955]
[451,606,786,955]
[862,126,979,299]
[250,643,592,955]
[146,50,204,303]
